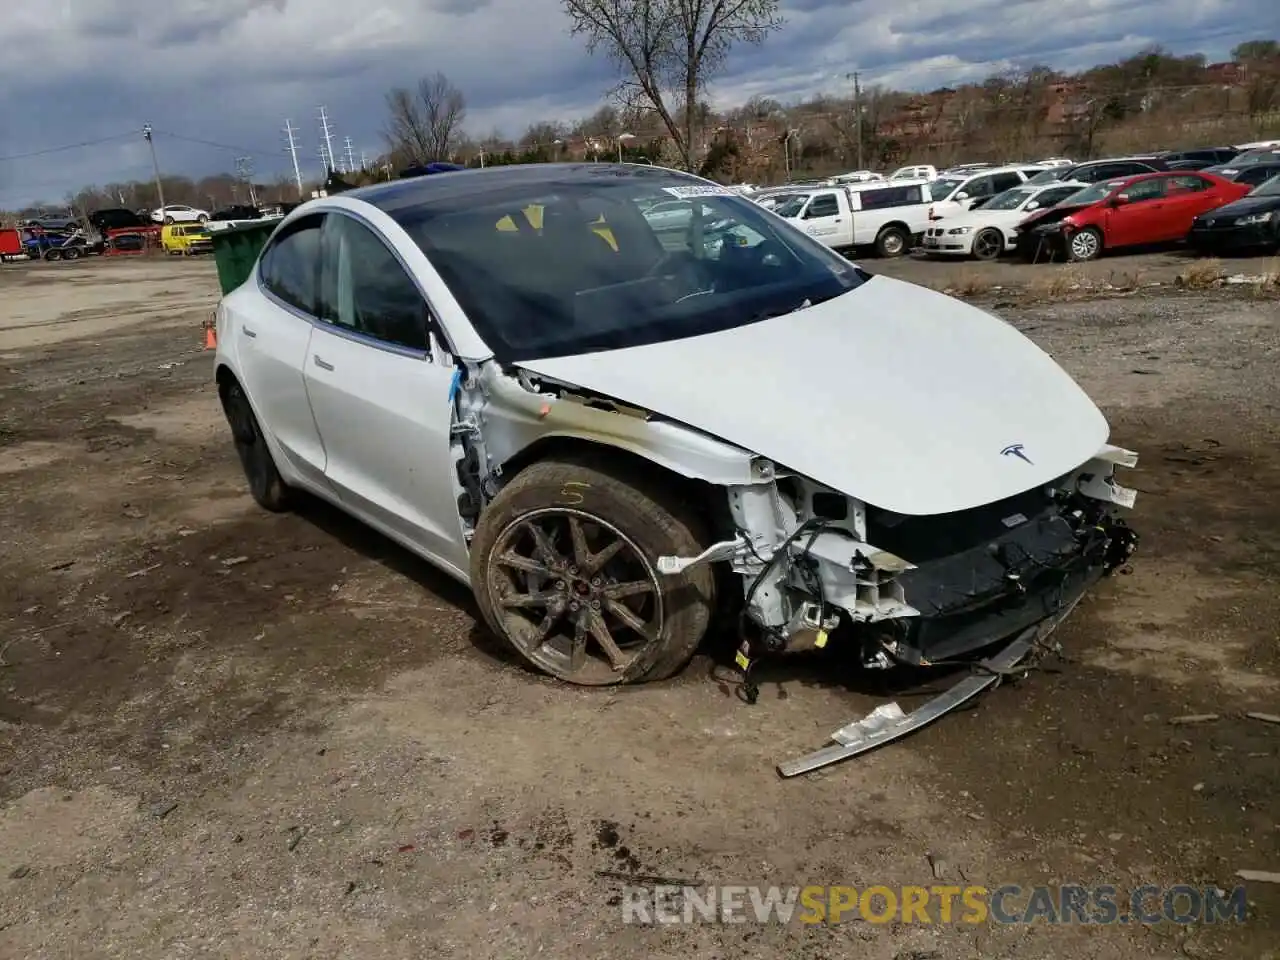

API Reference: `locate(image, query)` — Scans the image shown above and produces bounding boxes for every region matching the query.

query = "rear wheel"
[971,228,1003,261]
[875,225,910,258]
[43,249,62,261]
[219,378,292,512]
[470,456,715,686]
[62,246,81,261]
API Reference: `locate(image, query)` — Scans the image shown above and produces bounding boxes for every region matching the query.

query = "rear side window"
[860,185,923,210]
[260,214,324,315]
[1169,175,1211,192]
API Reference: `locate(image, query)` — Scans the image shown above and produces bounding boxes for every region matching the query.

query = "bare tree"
[561,0,784,171]
[384,72,468,162]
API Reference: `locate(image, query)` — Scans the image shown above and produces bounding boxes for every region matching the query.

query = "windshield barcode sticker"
[661,185,735,198]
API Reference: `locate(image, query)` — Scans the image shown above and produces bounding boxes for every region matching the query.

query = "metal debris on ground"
[1170,714,1220,725]
[1245,712,1280,725]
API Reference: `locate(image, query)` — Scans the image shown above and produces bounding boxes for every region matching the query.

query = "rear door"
[303,210,468,574]
[1165,174,1225,231]
[797,190,852,247]
[234,213,329,489]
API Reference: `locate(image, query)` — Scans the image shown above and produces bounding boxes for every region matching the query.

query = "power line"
[0,133,135,163]
[150,129,270,155]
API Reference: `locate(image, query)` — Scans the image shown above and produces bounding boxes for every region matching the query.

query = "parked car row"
[739,144,1280,263]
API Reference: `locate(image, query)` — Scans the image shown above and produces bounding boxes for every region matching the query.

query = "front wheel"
[1068,227,1103,262]
[220,379,292,512]
[971,228,1003,261]
[470,456,715,686]
[62,246,82,261]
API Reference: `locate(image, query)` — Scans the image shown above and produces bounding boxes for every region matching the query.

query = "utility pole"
[234,156,258,207]
[317,105,337,173]
[847,72,863,169]
[344,137,356,174]
[283,119,304,198]
[142,123,166,213]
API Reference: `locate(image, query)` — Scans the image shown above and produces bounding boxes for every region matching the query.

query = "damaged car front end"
[218,163,1139,776]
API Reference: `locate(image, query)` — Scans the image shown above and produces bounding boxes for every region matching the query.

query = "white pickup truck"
[767,179,937,257]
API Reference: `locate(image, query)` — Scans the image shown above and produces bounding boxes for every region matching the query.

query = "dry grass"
[1176,257,1226,289]
[1026,268,1087,299]
[949,274,994,297]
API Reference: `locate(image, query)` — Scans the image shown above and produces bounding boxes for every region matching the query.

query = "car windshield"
[1234,150,1280,165]
[1061,179,1125,206]
[1252,174,1280,196]
[388,173,870,361]
[932,177,964,199]
[1024,167,1070,185]
[983,188,1035,211]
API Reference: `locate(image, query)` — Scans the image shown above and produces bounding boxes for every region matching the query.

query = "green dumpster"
[208,218,282,295]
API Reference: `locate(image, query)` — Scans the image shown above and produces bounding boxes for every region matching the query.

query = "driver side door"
[303,211,469,576]
[1105,177,1170,247]
[798,191,851,247]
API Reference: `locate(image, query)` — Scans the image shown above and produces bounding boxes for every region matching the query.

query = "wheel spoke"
[523,521,562,566]
[495,550,553,576]
[605,598,653,640]
[500,588,561,609]
[568,613,589,673]
[601,579,653,600]
[586,606,629,671]
[567,516,626,575]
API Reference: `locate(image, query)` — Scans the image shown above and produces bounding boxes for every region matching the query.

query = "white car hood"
[515,275,1109,516]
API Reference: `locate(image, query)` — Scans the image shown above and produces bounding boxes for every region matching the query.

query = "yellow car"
[161,223,213,256]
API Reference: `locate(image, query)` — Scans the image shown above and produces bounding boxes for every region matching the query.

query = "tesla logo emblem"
[1001,443,1033,464]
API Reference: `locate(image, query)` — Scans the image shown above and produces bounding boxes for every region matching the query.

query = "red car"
[1015,171,1251,262]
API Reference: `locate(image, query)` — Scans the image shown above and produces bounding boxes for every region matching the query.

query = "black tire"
[62,246,81,261]
[1067,226,1103,262]
[469,454,715,686]
[220,378,292,512]
[197,214,208,224]
[163,216,174,225]
[43,249,62,261]
[875,225,910,258]
[971,228,1003,261]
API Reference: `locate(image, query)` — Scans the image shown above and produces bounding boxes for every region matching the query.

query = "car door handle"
[313,355,334,371]
[242,326,257,338]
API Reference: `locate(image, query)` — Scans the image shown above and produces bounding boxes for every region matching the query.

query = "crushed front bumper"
[778,588,1086,777]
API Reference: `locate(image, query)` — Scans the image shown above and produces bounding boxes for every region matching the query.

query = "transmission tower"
[344,137,356,174]
[283,119,304,198]
[317,106,337,173]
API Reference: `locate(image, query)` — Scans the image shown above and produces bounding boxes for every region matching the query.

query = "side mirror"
[1026,201,1040,210]
[1110,194,1129,207]
[954,191,970,201]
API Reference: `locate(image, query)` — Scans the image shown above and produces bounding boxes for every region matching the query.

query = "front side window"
[1037,185,1088,207]
[991,172,1024,193]
[982,188,1034,211]
[320,215,430,352]
[259,214,324,315]
[962,175,995,198]
[770,194,810,217]
[1250,174,1280,196]
[382,172,869,361]
[804,194,840,218]
[1065,179,1129,206]
[1119,177,1167,202]
[1239,165,1280,186]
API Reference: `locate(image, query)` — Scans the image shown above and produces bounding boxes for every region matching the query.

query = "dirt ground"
[1,253,1278,960]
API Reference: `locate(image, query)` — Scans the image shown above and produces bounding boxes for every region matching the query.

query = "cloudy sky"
[0,0,1272,208]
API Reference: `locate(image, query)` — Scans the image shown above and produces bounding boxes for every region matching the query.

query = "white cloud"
[0,0,1273,206]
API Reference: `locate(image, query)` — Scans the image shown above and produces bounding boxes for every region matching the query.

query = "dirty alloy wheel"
[61,246,82,261]
[470,457,715,686]
[971,228,1003,261]
[220,380,292,512]
[43,249,63,261]
[875,225,909,258]
[1068,227,1103,262]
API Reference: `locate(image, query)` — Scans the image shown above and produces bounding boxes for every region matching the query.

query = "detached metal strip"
[776,597,1083,778]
